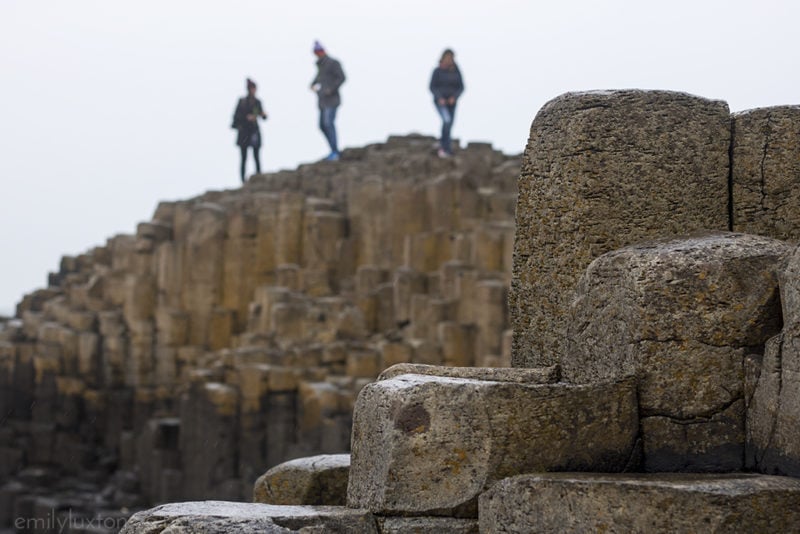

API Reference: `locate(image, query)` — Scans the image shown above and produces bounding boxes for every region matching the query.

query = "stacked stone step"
[0,135,520,528]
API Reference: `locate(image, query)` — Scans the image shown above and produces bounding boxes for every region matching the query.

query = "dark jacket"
[429,65,464,103]
[232,96,264,147]
[312,55,346,109]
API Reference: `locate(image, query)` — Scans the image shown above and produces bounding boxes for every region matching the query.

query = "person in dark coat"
[310,40,346,161]
[429,49,464,157]
[232,78,268,183]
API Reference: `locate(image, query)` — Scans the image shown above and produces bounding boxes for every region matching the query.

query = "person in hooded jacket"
[310,40,346,161]
[429,49,464,158]
[232,78,268,183]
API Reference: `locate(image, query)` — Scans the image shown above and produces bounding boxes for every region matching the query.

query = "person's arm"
[452,68,464,100]
[430,69,445,104]
[334,60,345,89]
[325,60,345,94]
[232,99,243,128]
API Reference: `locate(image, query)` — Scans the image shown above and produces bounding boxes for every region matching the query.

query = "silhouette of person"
[310,41,346,161]
[429,49,464,158]
[232,78,268,183]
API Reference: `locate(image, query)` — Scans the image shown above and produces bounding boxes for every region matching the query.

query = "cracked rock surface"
[564,232,789,471]
[732,106,800,241]
[511,89,731,369]
[748,243,800,476]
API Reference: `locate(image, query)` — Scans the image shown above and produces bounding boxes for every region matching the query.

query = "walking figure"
[311,41,346,161]
[429,49,464,158]
[232,78,267,183]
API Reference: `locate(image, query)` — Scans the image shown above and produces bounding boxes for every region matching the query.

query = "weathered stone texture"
[377,516,478,534]
[479,473,800,533]
[511,90,731,368]
[748,243,800,476]
[564,232,788,471]
[732,106,800,241]
[253,454,349,506]
[347,374,638,516]
[120,501,378,533]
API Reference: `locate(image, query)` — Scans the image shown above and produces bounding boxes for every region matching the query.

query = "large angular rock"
[564,232,789,471]
[120,501,378,533]
[347,374,638,517]
[748,243,800,476]
[511,90,731,368]
[253,454,350,505]
[732,106,800,241]
[478,473,800,533]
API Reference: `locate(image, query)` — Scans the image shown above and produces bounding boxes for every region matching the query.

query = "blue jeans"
[319,106,338,153]
[436,102,456,154]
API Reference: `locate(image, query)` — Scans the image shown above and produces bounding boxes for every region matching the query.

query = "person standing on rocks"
[232,78,268,183]
[429,49,464,158]
[310,40,346,161]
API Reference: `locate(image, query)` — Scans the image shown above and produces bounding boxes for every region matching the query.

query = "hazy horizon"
[2,0,799,313]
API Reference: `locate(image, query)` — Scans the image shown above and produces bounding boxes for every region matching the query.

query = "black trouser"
[239,145,261,183]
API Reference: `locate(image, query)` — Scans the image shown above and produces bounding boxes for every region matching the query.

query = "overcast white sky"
[1,0,798,314]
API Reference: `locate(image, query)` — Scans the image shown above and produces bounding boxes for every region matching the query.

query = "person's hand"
[261,113,268,120]
[438,98,446,106]
[312,83,321,93]
[246,114,256,122]
[448,97,456,105]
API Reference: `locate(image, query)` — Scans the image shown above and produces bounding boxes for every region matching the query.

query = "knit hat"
[313,40,325,53]
[246,78,256,90]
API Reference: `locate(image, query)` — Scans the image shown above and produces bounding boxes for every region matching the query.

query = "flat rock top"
[377,363,559,384]
[271,454,350,471]
[539,89,729,113]
[501,473,800,496]
[131,501,366,519]
[612,232,789,260]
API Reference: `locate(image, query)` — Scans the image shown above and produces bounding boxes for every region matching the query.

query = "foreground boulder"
[748,243,800,476]
[479,473,800,533]
[120,501,377,533]
[347,372,638,516]
[564,232,789,471]
[511,90,730,368]
[253,454,350,505]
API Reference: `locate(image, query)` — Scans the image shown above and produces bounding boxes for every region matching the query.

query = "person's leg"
[253,145,261,175]
[436,104,453,154]
[319,108,332,151]
[239,145,248,183]
[321,106,339,155]
[446,103,457,154]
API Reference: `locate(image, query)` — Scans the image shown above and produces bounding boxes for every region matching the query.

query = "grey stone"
[748,243,800,476]
[511,90,730,368]
[377,516,478,534]
[347,374,638,517]
[376,363,559,383]
[478,473,800,534]
[564,232,789,471]
[253,454,350,506]
[120,501,378,533]
[732,106,800,241]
